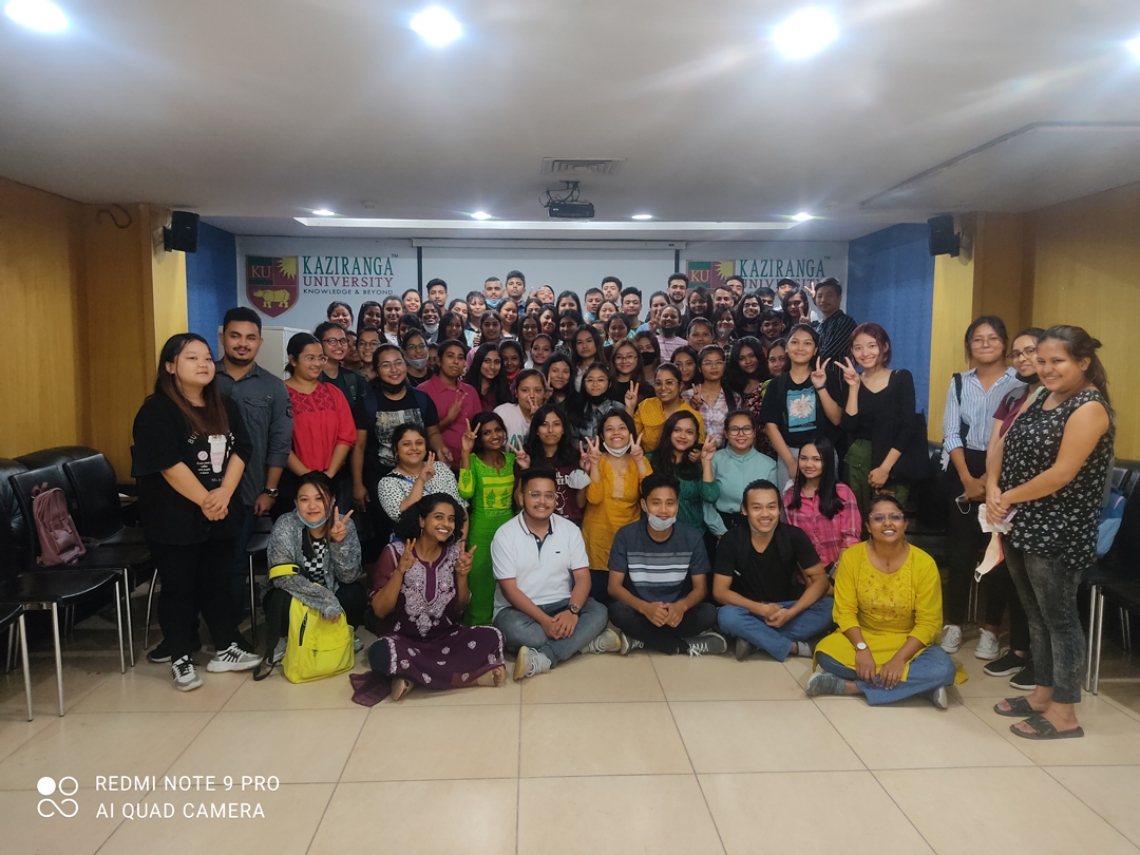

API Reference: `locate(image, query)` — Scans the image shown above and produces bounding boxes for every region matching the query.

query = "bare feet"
[476,666,506,687]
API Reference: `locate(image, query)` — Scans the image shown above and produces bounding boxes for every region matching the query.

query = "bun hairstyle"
[1040,325,1111,405]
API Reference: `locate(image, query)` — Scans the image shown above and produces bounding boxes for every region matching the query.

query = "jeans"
[816,646,956,705]
[493,597,609,667]
[1004,543,1085,704]
[717,598,835,662]
[151,539,240,661]
[608,601,718,654]
[943,449,987,625]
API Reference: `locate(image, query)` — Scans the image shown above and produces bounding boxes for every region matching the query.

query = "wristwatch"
[262,487,280,498]
[568,603,582,616]
[854,642,868,652]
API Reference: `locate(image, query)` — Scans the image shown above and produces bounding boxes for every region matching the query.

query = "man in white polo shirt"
[491,469,619,680]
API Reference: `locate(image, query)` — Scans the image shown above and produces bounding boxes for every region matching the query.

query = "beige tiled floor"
[1,630,1139,854]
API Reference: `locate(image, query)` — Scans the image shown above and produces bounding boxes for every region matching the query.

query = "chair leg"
[1092,589,1106,696]
[51,601,64,717]
[5,624,13,674]
[119,568,135,668]
[1124,610,1133,653]
[144,567,158,649]
[1085,585,1098,692]
[248,553,258,646]
[114,580,125,675]
[18,613,33,722]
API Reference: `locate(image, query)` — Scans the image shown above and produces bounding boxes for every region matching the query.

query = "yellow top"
[582,455,652,570]
[814,541,966,684]
[633,398,704,454]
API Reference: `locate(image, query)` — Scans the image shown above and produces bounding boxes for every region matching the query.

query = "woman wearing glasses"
[710,411,776,534]
[683,344,738,449]
[808,493,958,708]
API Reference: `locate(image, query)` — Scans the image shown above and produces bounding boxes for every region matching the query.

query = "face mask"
[640,352,656,366]
[584,389,608,406]
[407,356,429,371]
[661,325,679,336]
[299,509,331,529]
[485,297,502,309]
[604,442,630,457]
[647,514,676,531]
[424,322,439,335]
[379,380,407,394]
[1023,372,1040,385]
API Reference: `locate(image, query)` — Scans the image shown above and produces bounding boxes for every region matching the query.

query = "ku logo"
[246,256,298,317]
[37,776,79,818]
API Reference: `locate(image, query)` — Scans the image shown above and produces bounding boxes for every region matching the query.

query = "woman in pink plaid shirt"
[783,438,862,572]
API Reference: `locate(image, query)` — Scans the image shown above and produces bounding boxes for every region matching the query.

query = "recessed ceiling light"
[773,9,837,59]
[792,212,814,222]
[631,214,654,220]
[5,0,68,32]
[1129,36,1140,59]
[470,211,492,220]
[411,7,461,46]
[312,208,336,216]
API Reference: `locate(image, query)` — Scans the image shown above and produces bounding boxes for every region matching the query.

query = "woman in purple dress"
[355,493,506,703]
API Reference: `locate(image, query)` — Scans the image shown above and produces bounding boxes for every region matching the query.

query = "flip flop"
[993,696,1036,717]
[1010,712,1084,740]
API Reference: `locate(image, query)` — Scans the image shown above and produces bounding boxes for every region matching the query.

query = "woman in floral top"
[988,326,1114,740]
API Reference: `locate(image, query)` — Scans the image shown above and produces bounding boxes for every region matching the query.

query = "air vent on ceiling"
[541,157,626,176]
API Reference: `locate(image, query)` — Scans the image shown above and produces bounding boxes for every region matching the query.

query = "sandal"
[389,677,414,702]
[1010,712,1084,740]
[993,696,1037,717]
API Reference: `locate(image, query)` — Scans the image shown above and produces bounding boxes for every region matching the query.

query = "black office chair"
[63,454,148,546]
[8,466,147,667]
[0,603,32,721]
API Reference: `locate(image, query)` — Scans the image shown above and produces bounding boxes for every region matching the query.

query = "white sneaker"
[271,638,287,666]
[513,646,552,681]
[171,655,202,692]
[940,625,962,654]
[207,642,263,673]
[618,631,644,656]
[930,686,950,710]
[974,628,1000,660]
[585,626,622,655]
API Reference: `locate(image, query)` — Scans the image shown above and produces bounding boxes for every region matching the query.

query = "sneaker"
[584,626,622,655]
[930,686,950,710]
[734,637,755,661]
[618,631,644,656]
[353,635,364,653]
[207,641,263,673]
[975,628,1001,660]
[806,672,847,697]
[685,631,728,657]
[985,650,1029,677]
[1009,661,1036,691]
[171,655,202,692]
[147,640,173,664]
[512,646,552,681]
[271,638,287,666]
[940,624,962,654]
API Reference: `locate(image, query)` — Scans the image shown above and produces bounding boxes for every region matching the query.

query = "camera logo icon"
[37,776,79,818]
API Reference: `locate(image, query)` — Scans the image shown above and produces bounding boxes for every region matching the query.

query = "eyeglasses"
[378,360,406,371]
[701,360,726,368]
[299,355,328,364]
[405,342,428,352]
[322,337,348,347]
[358,340,381,350]
[526,491,557,501]
[870,512,905,524]
[727,425,754,435]
[1011,347,1037,358]
[971,336,1002,346]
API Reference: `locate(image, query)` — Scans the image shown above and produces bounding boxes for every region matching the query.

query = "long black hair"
[650,410,703,481]
[524,403,579,468]
[786,436,846,519]
[469,342,511,407]
[393,492,467,544]
[724,336,769,394]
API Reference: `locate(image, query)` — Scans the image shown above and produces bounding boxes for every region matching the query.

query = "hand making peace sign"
[328,507,354,543]
[810,357,832,390]
[460,419,478,455]
[418,451,437,483]
[629,432,646,461]
[455,543,477,577]
[624,381,640,413]
[839,357,861,388]
[508,437,531,469]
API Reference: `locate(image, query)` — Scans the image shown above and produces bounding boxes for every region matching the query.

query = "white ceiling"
[2,0,1140,241]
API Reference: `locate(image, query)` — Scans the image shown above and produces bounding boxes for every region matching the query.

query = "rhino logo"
[246,256,298,317]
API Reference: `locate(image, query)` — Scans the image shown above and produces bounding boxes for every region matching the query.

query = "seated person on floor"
[491,469,620,680]
[357,492,505,703]
[606,473,725,656]
[713,479,834,662]
[263,472,368,669]
[807,493,958,709]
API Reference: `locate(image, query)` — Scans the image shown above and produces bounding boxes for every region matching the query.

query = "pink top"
[287,382,357,472]
[419,376,482,466]
[782,482,862,566]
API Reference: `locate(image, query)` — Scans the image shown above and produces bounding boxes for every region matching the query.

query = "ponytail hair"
[1040,325,1110,405]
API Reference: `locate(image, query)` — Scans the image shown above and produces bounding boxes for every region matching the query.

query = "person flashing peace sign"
[582,411,653,577]
[357,493,505,703]
[263,471,369,669]
[458,413,527,625]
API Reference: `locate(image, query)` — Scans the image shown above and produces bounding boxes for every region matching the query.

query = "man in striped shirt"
[606,473,727,656]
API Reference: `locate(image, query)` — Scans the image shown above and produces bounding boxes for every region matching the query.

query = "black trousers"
[151,538,240,661]
[943,449,987,625]
[261,581,369,657]
[608,601,718,654]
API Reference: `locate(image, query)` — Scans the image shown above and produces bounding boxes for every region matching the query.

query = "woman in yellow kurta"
[808,494,962,707]
[582,410,652,570]
[634,364,704,454]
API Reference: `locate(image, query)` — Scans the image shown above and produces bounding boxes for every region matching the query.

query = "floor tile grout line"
[866,769,943,855]
[651,655,729,855]
[1038,765,1140,853]
[516,670,522,855]
[304,698,375,855]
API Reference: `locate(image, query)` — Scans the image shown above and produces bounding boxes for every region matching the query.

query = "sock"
[794,641,812,657]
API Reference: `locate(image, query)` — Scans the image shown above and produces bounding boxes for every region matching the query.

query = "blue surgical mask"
[485,297,502,309]
[299,509,331,529]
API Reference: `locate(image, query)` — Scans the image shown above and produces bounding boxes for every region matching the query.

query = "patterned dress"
[458,453,517,625]
[352,541,504,704]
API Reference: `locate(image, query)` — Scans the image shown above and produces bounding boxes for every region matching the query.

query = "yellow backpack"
[268,564,355,683]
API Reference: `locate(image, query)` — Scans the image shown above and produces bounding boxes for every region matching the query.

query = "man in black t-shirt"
[714,479,834,662]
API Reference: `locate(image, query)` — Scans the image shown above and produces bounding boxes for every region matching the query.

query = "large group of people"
[132,270,1115,741]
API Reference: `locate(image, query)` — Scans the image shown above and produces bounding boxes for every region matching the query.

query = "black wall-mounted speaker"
[164,210,200,253]
[928,215,960,257]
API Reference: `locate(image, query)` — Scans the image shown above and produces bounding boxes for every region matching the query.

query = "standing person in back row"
[939,316,1024,655]
[212,307,293,637]
[133,333,262,691]
[812,278,856,365]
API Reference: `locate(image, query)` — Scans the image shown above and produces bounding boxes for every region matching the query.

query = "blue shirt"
[941,367,1024,456]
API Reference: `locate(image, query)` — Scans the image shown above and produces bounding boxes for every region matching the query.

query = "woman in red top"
[282,333,358,513]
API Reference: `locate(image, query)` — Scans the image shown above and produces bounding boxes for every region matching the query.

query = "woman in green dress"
[458,412,529,625]
[648,410,721,537]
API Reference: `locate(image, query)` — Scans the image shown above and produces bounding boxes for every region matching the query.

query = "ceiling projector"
[542,181,595,219]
